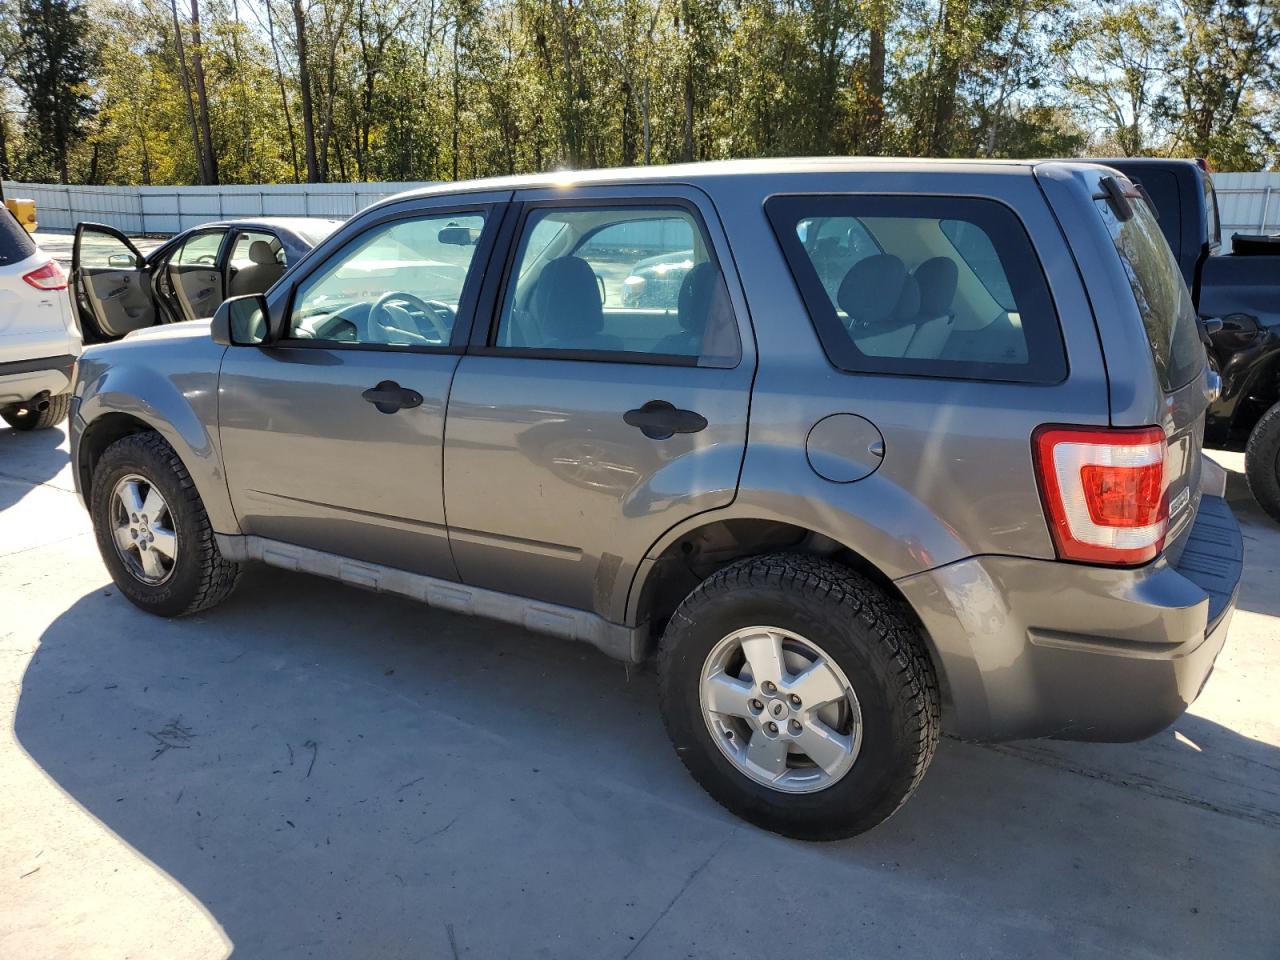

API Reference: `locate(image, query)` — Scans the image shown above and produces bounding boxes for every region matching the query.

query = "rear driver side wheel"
[658,554,940,840]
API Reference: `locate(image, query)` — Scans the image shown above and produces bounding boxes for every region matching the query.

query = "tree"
[4,0,1279,184]
[13,0,98,182]
[1057,1,1179,156]
[1165,0,1279,169]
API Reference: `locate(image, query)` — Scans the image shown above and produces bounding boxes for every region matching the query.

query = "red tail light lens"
[22,260,68,291]
[1033,425,1168,565]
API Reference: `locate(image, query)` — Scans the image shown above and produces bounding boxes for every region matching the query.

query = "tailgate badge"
[1169,486,1191,519]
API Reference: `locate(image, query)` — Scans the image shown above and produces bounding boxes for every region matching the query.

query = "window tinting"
[767,195,1066,383]
[1095,195,1203,392]
[287,212,485,347]
[495,205,739,365]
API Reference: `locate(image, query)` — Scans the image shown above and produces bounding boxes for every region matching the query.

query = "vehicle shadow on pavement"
[0,423,69,513]
[14,570,1280,959]
[1224,468,1280,619]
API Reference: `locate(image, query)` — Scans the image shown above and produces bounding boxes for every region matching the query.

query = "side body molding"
[216,535,645,663]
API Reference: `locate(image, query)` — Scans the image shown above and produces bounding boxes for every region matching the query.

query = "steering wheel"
[365,291,452,344]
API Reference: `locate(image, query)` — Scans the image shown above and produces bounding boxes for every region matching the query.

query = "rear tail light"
[22,260,68,291]
[1032,425,1169,566]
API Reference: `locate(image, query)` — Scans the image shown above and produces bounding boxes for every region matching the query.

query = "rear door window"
[767,195,1066,383]
[1094,194,1203,392]
[493,204,739,365]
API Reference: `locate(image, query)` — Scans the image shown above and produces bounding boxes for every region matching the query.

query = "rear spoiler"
[1093,175,1157,222]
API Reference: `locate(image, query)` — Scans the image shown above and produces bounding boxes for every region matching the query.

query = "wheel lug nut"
[789,694,801,707]
[766,721,778,733]
[789,719,802,734]
[750,699,763,711]
[762,681,777,695]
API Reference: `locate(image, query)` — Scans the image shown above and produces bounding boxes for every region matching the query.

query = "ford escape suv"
[70,159,1243,839]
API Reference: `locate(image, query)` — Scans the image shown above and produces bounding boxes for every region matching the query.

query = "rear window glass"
[767,195,1066,383]
[0,209,37,266]
[1095,194,1204,392]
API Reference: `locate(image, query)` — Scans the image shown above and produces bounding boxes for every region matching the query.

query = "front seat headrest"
[248,240,277,265]
[677,262,720,332]
[837,254,908,328]
[530,256,603,342]
[914,257,959,316]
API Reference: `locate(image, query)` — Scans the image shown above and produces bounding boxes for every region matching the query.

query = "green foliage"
[0,0,1276,184]
[10,0,99,182]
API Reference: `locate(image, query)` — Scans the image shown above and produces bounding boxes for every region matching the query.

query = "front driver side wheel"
[90,431,241,616]
[658,554,940,840]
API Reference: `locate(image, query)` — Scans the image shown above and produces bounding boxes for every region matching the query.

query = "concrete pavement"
[0,425,1277,959]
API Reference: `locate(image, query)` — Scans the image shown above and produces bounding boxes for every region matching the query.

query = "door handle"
[623,399,708,440]
[361,380,424,414]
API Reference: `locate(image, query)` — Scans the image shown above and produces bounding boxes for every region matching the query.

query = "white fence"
[0,180,436,234]
[1213,172,1280,237]
[4,170,1279,238]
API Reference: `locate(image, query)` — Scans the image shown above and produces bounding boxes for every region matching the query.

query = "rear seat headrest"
[837,254,907,328]
[914,257,959,316]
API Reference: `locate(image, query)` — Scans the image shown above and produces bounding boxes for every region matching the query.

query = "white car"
[0,213,80,430]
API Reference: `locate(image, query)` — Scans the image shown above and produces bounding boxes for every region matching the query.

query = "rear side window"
[0,209,37,266]
[767,195,1066,383]
[1095,194,1203,392]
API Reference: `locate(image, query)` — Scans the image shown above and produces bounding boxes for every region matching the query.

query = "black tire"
[1245,401,1280,524]
[658,554,940,840]
[90,431,241,617]
[1,393,71,431]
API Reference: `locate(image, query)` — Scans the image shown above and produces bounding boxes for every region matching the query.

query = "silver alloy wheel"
[699,626,862,794]
[109,473,178,585]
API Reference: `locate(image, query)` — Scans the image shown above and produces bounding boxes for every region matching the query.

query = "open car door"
[72,222,157,341]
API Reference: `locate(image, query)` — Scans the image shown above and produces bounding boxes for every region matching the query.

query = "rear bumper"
[897,495,1243,742]
[0,353,77,405]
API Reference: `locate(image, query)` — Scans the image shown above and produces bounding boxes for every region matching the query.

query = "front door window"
[167,230,226,320]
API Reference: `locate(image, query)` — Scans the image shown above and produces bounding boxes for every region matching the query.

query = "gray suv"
[70,160,1244,839]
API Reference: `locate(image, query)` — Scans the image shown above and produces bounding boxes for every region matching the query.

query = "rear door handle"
[623,399,707,440]
[362,380,423,414]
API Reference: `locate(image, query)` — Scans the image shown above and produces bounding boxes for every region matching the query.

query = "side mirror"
[211,293,270,346]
